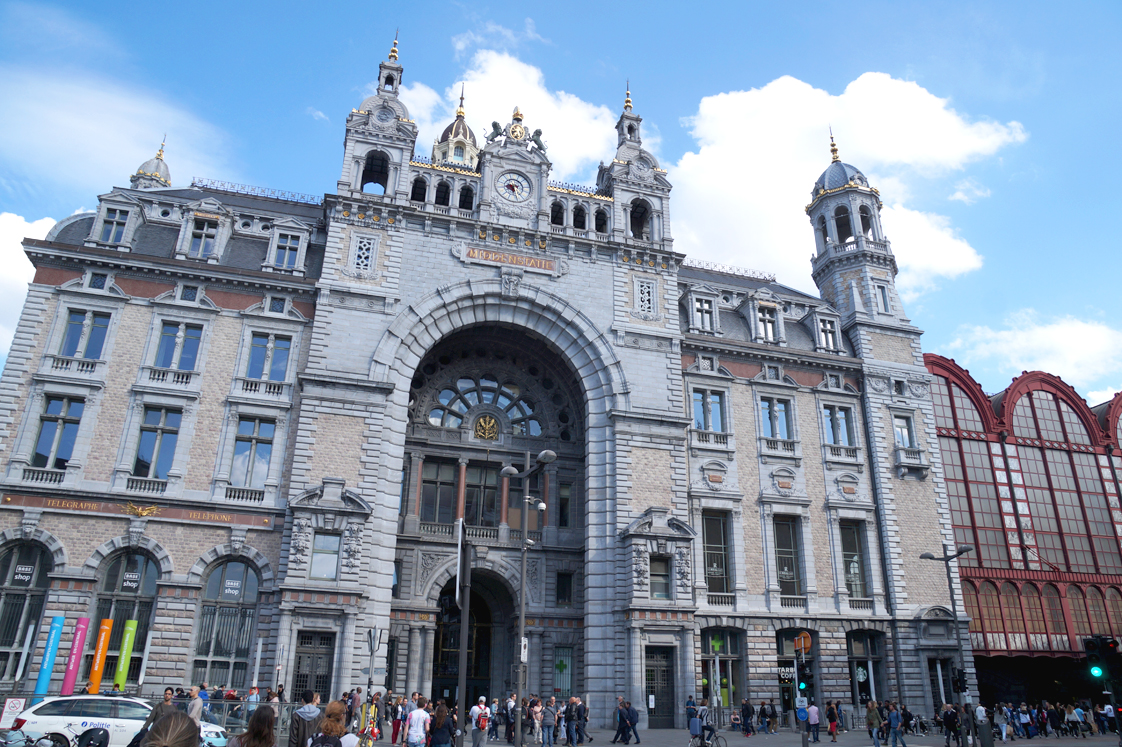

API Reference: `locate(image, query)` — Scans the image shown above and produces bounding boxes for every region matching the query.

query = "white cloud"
[396,50,620,183]
[671,72,1026,295]
[949,177,992,204]
[306,107,329,123]
[948,309,1122,392]
[451,19,548,59]
[0,67,237,201]
[0,213,52,358]
[1087,388,1119,407]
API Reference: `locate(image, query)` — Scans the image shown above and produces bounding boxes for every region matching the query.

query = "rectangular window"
[188,219,218,258]
[352,234,376,273]
[650,557,671,599]
[32,396,84,470]
[760,397,791,440]
[154,322,203,370]
[556,572,574,606]
[391,559,402,598]
[819,318,838,349]
[309,534,341,580]
[420,461,457,524]
[60,310,110,359]
[839,521,866,598]
[893,415,915,448]
[553,647,573,699]
[774,516,803,596]
[132,406,181,480]
[702,510,730,594]
[89,273,108,290]
[231,417,274,489]
[758,306,778,341]
[274,234,300,270]
[692,389,726,432]
[557,482,572,528]
[99,209,128,243]
[464,464,500,527]
[695,298,714,331]
[180,285,198,302]
[245,333,291,381]
[822,405,854,446]
[876,285,890,312]
[637,281,654,314]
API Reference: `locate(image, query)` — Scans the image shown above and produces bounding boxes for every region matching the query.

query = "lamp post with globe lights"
[502,449,556,747]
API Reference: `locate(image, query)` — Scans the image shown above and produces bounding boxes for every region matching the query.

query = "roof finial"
[156,134,166,161]
[624,80,632,112]
[456,83,465,118]
[512,105,523,121]
[829,127,839,163]
[388,29,399,61]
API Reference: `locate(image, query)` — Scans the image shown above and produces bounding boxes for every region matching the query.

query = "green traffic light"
[1092,666,1104,677]
[799,682,807,690]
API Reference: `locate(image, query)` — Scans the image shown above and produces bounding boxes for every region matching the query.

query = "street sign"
[797,708,808,722]
[794,632,812,655]
[796,697,808,709]
[520,637,528,663]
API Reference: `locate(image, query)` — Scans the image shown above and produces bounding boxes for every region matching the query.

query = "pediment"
[290,477,372,515]
[271,216,312,232]
[620,507,697,538]
[97,190,146,207]
[186,197,232,216]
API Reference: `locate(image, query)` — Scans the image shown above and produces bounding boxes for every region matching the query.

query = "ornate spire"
[829,127,839,163]
[156,134,166,160]
[624,80,632,112]
[388,30,399,61]
[512,106,523,121]
[456,84,465,118]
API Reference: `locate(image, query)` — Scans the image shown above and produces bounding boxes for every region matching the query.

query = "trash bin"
[975,717,994,747]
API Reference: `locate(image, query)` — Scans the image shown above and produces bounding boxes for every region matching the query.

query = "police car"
[7,696,226,747]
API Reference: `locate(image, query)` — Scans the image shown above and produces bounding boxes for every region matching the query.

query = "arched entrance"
[431,572,517,705]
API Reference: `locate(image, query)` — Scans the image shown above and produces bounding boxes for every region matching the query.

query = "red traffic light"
[1105,638,1120,655]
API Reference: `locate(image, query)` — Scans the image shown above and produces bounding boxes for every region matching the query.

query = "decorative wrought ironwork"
[190,177,323,205]
[474,414,499,440]
[681,257,776,283]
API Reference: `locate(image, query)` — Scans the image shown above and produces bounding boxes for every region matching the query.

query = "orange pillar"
[456,459,467,521]
[413,453,424,517]
[500,471,510,525]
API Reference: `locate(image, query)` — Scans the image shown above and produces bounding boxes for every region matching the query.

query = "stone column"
[630,626,645,728]
[420,626,436,699]
[405,626,421,697]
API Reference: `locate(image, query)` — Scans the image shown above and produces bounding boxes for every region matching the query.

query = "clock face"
[497,172,532,202]
[509,123,526,140]
[375,107,395,123]
[634,157,651,173]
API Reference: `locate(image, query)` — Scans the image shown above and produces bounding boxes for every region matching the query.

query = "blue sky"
[1,1,1120,404]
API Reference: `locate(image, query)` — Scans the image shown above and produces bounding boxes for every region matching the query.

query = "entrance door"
[645,647,674,728]
[294,631,336,696]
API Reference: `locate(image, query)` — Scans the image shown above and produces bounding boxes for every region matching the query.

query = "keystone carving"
[675,546,691,592]
[291,517,312,556]
[633,547,649,590]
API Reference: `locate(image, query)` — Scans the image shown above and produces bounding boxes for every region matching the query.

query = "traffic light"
[1105,637,1122,673]
[1085,636,1106,678]
[951,667,968,694]
[797,661,815,692]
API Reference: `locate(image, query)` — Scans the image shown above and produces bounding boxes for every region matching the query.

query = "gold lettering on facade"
[186,510,235,523]
[45,499,102,511]
[465,247,555,272]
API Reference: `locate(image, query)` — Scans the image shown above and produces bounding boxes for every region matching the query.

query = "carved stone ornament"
[908,382,930,399]
[20,510,41,540]
[291,517,312,556]
[633,546,649,590]
[501,268,523,299]
[494,200,535,220]
[868,377,889,394]
[526,558,541,603]
[128,517,147,548]
[418,552,445,587]
[342,522,363,569]
[674,546,691,592]
[229,527,248,555]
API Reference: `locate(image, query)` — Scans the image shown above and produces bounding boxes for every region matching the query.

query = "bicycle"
[689,731,727,747]
[35,722,110,747]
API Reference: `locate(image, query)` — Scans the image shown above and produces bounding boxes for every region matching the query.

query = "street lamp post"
[920,544,975,743]
[502,449,557,747]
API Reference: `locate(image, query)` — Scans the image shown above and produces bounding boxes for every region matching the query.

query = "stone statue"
[531,129,547,152]
[487,121,503,142]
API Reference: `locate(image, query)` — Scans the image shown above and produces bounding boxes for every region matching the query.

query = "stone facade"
[0,42,974,728]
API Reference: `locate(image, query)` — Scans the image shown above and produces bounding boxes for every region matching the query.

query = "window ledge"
[141,366,199,390]
[21,467,65,486]
[760,437,801,465]
[707,592,735,607]
[690,429,733,452]
[235,377,292,400]
[823,443,863,470]
[41,355,106,380]
[126,476,168,495]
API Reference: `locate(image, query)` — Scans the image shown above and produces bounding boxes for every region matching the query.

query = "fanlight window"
[428,375,542,436]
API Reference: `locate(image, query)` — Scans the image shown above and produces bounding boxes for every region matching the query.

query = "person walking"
[809,702,821,743]
[228,705,277,747]
[575,698,592,745]
[289,691,324,747]
[309,701,360,747]
[995,703,1008,743]
[542,698,558,747]
[429,705,456,747]
[826,703,838,743]
[187,686,204,729]
[942,704,961,747]
[566,698,579,747]
[887,704,906,747]
[404,698,431,747]
[490,700,501,742]
[766,701,778,735]
[867,701,884,747]
[625,701,640,745]
[471,697,490,747]
[741,700,755,738]
[611,699,628,744]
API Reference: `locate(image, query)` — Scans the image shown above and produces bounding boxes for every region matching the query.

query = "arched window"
[0,545,51,680]
[859,205,873,238]
[817,215,828,248]
[962,581,983,649]
[1059,400,1091,444]
[834,206,854,243]
[1087,587,1110,634]
[627,124,636,139]
[1011,397,1037,438]
[1021,584,1049,650]
[410,177,427,202]
[1041,584,1067,649]
[435,181,451,207]
[572,206,587,230]
[458,186,474,211]
[428,376,542,436]
[1106,588,1122,638]
[192,561,260,690]
[383,74,395,90]
[630,199,651,239]
[550,202,564,226]
[361,151,389,195]
[1068,586,1091,637]
[88,553,159,684]
[1001,583,1026,649]
[594,209,608,234]
[978,581,1005,649]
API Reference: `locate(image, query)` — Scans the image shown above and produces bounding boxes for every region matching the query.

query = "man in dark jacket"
[143,688,180,730]
[576,699,592,744]
[289,690,324,747]
[742,701,755,736]
[624,702,640,745]
[612,698,628,744]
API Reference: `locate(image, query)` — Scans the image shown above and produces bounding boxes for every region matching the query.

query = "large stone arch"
[186,543,276,587]
[0,527,67,571]
[83,535,173,579]
[424,553,520,607]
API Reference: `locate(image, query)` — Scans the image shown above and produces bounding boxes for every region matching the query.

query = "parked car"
[7,696,226,747]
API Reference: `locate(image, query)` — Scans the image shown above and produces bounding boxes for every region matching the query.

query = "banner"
[32,616,65,704]
[112,620,138,689]
[60,617,90,695]
[88,619,113,694]
[0,698,26,729]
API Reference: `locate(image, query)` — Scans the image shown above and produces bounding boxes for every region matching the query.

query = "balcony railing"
[225,486,265,503]
[146,367,196,387]
[849,597,873,611]
[780,595,807,610]
[127,476,167,495]
[691,429,730,447]
[527,530,542,543]
[45,355,103,378]
[22,467,63,485]
[419,522,454,537]
[825,445,859,461]
[763,438,798,455]
[894,446,930,478]
[708,592,735,607]
[238,378,289,398]
[465,526,498,540]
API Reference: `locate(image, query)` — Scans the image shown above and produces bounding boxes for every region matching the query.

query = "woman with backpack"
[430,705,457,747]
[308,702,359,747]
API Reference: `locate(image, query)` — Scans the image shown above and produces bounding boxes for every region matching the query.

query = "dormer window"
[188,219,218,258]
[758,306,778,341]
[695,298,714,332]
[274,234,300,271]
[819,318,839,350]
[453,145,464,161]
[99,209,129,244]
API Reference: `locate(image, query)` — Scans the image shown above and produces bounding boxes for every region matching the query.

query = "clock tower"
[478,106,552,229]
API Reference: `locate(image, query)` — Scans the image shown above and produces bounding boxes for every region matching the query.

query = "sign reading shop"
[11,565,34,587]
[120,571,141,592]
[221,577,243,601]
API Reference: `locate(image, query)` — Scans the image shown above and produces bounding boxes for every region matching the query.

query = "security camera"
[536,501,547,512]
[525,539,535,546]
